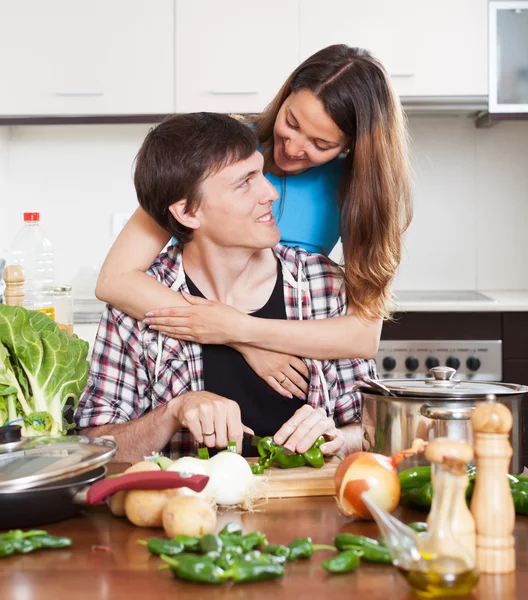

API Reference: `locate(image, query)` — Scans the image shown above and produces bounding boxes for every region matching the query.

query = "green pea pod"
[398,466,432,491]
[172,535,201,552]
[264,543,291,559]
[162,554,224,584]
[224,560,284,582]
[401,482,434,511]
[219,523,243,537]
[322,549,363,574]
[200,534,223,554]
[0,540,15,558]
[240,532,267,552]
[342,543,392,564]
[28,535,72,550]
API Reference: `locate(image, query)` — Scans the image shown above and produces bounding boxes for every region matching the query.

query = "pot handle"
[84,471,210,506]
[420,404,475,421]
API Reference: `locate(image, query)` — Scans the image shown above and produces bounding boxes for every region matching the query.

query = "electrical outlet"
[111,212,133,237]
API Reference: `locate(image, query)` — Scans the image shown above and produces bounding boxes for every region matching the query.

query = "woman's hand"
[234,345,310,401]
[144,294,247,345]
[273,405,345,455]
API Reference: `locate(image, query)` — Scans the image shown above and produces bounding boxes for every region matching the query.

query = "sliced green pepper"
[251,463,265,475]
[153,456,173,470]
[322,549,363,574]
[274,450,307,469]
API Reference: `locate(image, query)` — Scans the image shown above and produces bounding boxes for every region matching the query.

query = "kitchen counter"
[1,496,526,599]
[396,291,528,313]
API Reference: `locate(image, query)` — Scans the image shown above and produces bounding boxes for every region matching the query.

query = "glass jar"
[53,285,73,336]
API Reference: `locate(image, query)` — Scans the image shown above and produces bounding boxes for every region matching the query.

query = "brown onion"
[335,439,426,520]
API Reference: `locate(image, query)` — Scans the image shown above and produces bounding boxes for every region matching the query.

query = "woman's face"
[273,89,349,175]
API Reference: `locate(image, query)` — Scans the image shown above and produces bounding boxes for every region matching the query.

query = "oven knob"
[446,356,461,370]
[405,357,419,371]
[382,356,396,371]
[425,357,440,370]
[466,356,481,371]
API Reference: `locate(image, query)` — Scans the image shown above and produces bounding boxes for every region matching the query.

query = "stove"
[375,339,502,381]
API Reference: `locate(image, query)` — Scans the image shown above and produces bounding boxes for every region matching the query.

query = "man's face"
[194,151,281,250]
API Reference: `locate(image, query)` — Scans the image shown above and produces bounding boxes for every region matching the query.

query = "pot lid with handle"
[0,425,117,493]
[360,366,528,398]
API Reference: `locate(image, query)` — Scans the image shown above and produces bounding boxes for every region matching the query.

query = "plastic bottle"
[10,212,55,318]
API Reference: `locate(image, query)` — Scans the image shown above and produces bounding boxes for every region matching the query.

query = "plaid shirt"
[74,244,376,457]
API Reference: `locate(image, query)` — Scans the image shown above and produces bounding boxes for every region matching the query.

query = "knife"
[243,432,262,447]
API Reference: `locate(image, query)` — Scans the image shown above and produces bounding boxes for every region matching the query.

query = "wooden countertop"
[0,493,527,600]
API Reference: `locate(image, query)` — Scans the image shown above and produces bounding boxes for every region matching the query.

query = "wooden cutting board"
[247,457,340,499]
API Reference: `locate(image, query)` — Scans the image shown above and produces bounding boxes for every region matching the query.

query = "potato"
[125,489,169,528]
[109,460,161,518]
[162,496,217,538]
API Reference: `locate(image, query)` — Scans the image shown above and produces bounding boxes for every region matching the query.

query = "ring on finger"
[203,431,215,437]
[277,374,287,383]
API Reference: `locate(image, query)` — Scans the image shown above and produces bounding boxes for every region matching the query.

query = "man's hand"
[171,391,253,452]
[235,345,309,400]
[273,405,344,455]
[144,294,247,345]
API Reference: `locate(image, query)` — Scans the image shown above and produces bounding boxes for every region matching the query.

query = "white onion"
[206,452,254,506]
[167,456,209,476]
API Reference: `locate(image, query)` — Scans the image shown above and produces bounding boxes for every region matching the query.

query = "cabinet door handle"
[209,89,259,95]
[389,73,415,78]
[55,91,105,96]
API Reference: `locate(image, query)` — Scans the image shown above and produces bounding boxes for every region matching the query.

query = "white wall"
[1,116,528,295]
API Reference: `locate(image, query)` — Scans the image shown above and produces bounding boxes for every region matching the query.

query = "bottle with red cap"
[10,212,55,318]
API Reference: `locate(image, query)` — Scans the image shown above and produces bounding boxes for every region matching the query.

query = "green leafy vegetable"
[0,305,89,436]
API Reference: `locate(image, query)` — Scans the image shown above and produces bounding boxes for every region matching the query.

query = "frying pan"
[0,426,208,529]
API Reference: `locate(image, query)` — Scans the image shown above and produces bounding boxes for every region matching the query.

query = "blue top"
[266,158,343,255]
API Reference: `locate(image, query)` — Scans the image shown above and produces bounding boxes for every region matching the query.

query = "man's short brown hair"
[134,113,258,245]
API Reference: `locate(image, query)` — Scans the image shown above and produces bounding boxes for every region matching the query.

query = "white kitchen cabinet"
[175,0,299,113]
[0,0,174,116]
[300,0,488,97]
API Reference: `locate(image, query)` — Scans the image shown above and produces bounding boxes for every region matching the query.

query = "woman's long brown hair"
[252,45,412,321]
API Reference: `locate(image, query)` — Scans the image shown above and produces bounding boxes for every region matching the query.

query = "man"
[75,113,375,461]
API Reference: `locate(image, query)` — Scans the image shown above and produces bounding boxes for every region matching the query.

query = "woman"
[96,44,412,400]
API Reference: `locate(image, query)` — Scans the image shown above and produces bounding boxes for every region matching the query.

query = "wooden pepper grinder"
[425,438,476,560]
[471,394,515,574]
[3,265,26,307]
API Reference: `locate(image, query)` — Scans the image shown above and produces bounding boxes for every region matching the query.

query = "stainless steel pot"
[359,367,528,474]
